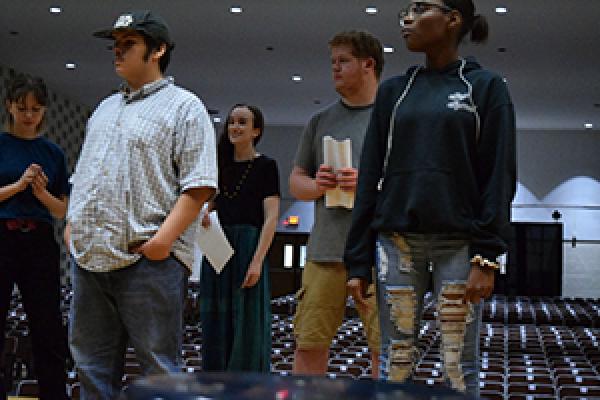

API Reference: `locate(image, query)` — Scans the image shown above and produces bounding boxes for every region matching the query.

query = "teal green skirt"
[199,224,271,372]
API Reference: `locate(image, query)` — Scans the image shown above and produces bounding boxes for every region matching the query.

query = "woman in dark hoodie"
[344,0,516,396]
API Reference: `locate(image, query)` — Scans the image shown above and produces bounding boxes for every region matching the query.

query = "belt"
[4,219,41,232]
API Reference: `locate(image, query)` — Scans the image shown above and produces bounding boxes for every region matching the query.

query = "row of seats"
[3,286,600,399]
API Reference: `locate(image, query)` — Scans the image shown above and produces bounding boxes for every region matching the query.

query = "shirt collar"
[120,76,173,103]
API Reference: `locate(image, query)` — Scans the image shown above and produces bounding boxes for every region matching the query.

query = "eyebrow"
[15,99,42,107]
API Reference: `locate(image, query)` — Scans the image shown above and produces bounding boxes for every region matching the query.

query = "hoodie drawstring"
[457,59,481,143]
[377,67,421,191]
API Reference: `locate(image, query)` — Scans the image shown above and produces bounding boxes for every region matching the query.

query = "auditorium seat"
[15,379,39,397]
[479,390,504,399]
[507,382,556,396]
[559,385,600,398]
[69,382,81,399]
[123,362,143,379]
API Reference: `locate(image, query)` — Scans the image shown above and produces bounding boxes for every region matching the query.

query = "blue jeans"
[69,256,188,400]
[376,233,481,397]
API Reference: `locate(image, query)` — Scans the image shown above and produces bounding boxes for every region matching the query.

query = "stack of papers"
[323,135,354,209]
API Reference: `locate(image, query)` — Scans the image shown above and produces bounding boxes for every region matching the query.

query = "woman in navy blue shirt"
[0,74,69,399]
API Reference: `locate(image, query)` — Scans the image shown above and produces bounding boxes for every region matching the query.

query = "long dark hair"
[443,0,489,44]
[217,104,264,174]
[4,73,48,132]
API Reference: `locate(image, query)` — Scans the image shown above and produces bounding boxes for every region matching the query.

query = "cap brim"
[92,27,137,39]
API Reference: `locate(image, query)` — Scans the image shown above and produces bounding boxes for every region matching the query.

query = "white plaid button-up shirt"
[67,77,217,271]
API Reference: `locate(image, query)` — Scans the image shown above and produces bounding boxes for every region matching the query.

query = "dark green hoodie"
[344,58,516,281]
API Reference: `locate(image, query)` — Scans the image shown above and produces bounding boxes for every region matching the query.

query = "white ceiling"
[1,0,599,129]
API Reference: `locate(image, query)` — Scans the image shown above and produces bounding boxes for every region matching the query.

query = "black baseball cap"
[93,10,174,48]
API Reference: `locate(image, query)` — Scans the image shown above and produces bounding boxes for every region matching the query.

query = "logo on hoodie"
[447,92,476,113]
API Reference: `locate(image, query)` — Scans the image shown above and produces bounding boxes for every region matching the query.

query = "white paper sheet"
[196,211,234,274]
[323,135,354,209]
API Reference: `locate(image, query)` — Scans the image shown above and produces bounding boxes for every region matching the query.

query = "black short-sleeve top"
[215,154,280,228]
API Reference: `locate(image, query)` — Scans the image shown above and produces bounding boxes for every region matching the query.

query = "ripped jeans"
[376,233,481,397]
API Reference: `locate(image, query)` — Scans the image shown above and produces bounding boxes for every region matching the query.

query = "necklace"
[221,158,255,199]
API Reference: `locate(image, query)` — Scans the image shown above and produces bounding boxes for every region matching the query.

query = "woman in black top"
[0,74,69,399]
[200,104,280,372]
[344,0,516,396]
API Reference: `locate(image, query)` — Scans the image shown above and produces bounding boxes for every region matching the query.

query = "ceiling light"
[50,6,62,14]
[230,6,242,13]
[213,117,222,123]
[502,77,507,83]
[495,6,508,14]
[65,63,76,70]
[291,75,303,82]
[584,123,593,129]
[384,46,394,53]
[365,7,378,14]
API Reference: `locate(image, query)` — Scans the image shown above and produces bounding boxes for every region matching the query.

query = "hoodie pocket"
[374,168,469,232]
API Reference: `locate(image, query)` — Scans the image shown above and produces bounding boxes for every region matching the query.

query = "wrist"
[14,181,27,193]
[250,258,264,268]
[34,186,49,198]
[150,233,174,250]
[314,180,327,196]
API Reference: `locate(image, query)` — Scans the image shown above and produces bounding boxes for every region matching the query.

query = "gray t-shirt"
[294,100,373,262]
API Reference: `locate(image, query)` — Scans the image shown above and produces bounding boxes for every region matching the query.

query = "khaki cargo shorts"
[293,261,381,352]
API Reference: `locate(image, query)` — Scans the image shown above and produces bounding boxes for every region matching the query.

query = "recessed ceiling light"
[384,46,394,53]
[584,123,593,129]
[495,6,508,14]
[291,75,303,82]
[365,7,378,15]
[65,63,76,70]
[50,6,62,14]
[230,6,242,13]
[213,117,222,123]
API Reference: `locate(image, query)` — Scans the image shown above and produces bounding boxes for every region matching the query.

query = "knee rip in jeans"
[438,282,469,393]
[388,339,415,382]
[386,285,416,335]
[390,234,414,273]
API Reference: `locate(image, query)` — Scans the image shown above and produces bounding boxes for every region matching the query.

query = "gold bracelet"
[470,255,500,271]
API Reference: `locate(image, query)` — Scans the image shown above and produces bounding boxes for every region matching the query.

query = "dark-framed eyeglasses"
[398,1,454,25]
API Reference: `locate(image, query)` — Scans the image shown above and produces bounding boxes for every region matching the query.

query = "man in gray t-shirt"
[289,31,383,377]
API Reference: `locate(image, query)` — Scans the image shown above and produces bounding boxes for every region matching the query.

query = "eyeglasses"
[398,1,454,25]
